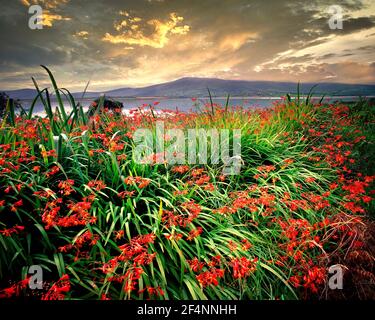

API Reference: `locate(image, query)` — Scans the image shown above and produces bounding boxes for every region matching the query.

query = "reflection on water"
[20,96,371,116]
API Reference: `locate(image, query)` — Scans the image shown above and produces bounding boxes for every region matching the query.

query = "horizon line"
[2,76,375,93]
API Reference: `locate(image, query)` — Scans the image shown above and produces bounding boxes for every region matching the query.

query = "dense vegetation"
[0,67,374,300]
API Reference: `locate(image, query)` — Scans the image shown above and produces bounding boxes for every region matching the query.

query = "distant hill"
[2,89,99,100]
[3,77,375,100]
[3,89,39,100]
[105,77,375,97]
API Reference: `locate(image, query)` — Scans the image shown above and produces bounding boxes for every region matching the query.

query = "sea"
[19,96,373,116]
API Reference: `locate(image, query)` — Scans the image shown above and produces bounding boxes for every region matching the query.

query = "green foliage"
[0,66,373,300]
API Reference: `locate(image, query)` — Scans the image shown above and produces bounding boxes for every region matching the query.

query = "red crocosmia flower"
[74,230,99,248]
[302,266,326,293]
[156,287,165,296]
[187,257,205,272]
[259,193,276,207]
[241,239,252,251]
[46,165,60,178]
[342,180,366,196]
[187,227,203,241]
[14,199,23,207]
[32,166,41,172]
[218,175,226,181]
[353,240,364,248]
[117,190,135,199]
[161,209,181,227]
[58,179,75,196]
[231,257,258,279]
[191,168,204,177]
[213,205,237,215]
[207,255,221,267]
[289,276,301,288]
[134,233,156,245]
[33,189,56,199]
[0,286,17,298]
[0,276,31,298]
[204,183,215,191]
[257,165,276,173]
[0,225,24,237]
[282,158,294,167]
[195,175,210,185]
[343,201,365,213]
[173,189,188,196]
[196,268,224,287]
[42,274,71,300]
[117,154,127,162]
[138,178,150,189]
[171,165,190,174]
[165,233,183,241]
[83,194,96,203]
[138,286,164,297]
[101,294,111,300]
[57,201,95,228]
[87,180,107,191]
[362,196,372,203]
[329,183,338,190]
[115,230,124,240]
[41,149,57,158]
[124,176,150,189]
[133,252,156,266]
[228,240,237,251]
[0,200,5,207]
[58,244,73,253]
[123,267,144,293]
[181,200,201,224]
[305,177,316,183]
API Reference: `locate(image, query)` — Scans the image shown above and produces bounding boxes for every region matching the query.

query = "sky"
[0,0,374,91]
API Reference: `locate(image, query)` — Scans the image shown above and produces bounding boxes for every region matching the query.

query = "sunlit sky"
[0,0,375,91]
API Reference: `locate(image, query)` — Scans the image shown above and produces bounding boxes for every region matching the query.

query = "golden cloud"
[74,31,89,39]
[21,0,69,9]
[42,10,71,27]
[21,0,71,27]
[103,12,190,48]
[219,32,258,51]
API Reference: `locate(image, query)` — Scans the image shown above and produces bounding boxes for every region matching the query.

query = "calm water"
[20,96,371,116]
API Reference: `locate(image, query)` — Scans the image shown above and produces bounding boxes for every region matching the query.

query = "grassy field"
[0,67,374,300]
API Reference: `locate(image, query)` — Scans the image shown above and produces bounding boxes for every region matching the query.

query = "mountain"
[3,89,39,100]
[3,77,375,100]
[105,77,375,97]
[2,89,100,100]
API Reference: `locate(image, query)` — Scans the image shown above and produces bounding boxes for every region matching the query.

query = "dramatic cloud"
[41,11,71,27]
[21,0,71,27]
[0,0,374,90]
[21,0,70,9]
[102,12,190,48]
